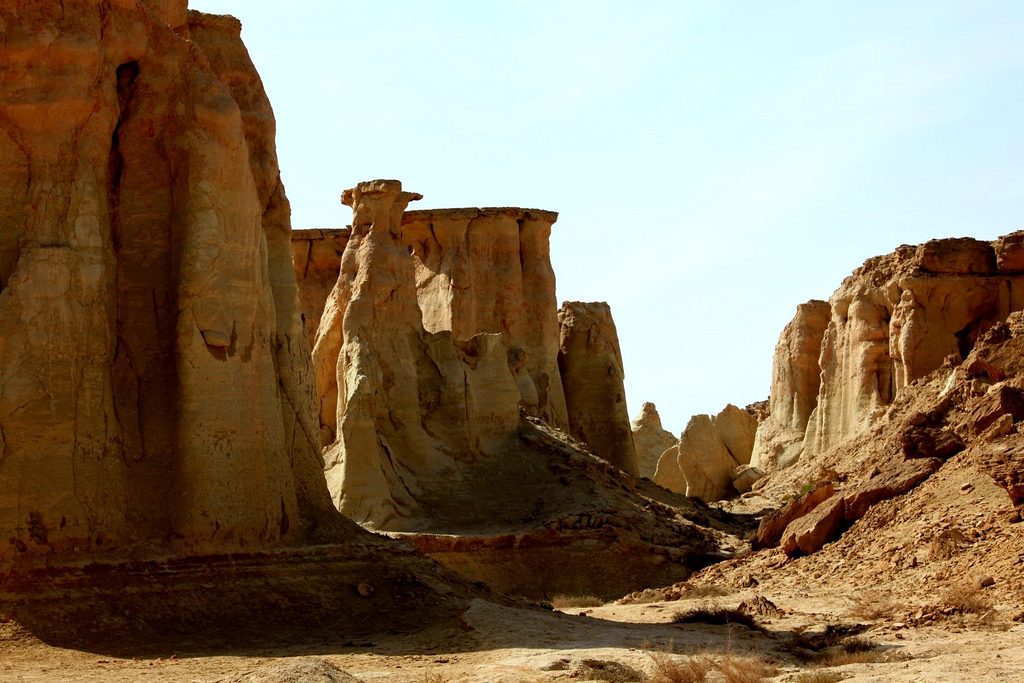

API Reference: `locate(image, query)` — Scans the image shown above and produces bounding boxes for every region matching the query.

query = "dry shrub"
[671,604,760,631]
[551,594,605,609]
[937,584,992,615]
[418,673,446,683]
[717,656,780,683]
[793,673,845,683]
[646,652,714,683]
[572,658,644,682]
[846,590,903,621]
[619,583,731,605]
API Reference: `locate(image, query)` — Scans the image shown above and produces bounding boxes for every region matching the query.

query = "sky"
[194,0,1024,436]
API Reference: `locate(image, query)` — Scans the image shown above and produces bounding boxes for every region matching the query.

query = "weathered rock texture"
[291,228,350,344]
[654,404,758,502]
[0,2,336,563]
[750,300,830,470]
[753,236,1024,474]
[558,302,639,476]
[402,208,568,429]
[308,180,735,597]
[631,403,678,478]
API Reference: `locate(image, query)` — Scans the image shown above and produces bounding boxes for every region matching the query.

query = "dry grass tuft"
[550,594,605,609]
[572,658,644,682]
[645,652,715,683]
[417,673,447,683]
[937,584,992,615]
[716,656,780,683]
[846,590,904,621]
[793,672,846,683]
[619,583,732,605]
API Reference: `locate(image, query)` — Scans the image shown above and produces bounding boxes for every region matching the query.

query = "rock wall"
[654,404,758,501]
[402,208,568,429]
[291,228,350,344]
[750,300,830,470]
[0,1,334,563]
[630,403,677,478]
[805,236,1024,457]
[558,302,639,476]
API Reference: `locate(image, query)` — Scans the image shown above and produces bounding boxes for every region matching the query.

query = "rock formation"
[0,1,341,563]
[306,180,733,597]
[558,302,639,475]
[291,228,350,344]
[654,405,759,502]
[630,403,678,478]
[402,208,569,429]
[750,300,830,470]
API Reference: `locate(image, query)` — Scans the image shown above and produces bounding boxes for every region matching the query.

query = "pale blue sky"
[194,0,1024,435]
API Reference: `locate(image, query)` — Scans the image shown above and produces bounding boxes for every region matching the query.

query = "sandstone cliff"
[0,1,337,563]
[630,402,678,478]
[307,180,735,597]
[558,301,639,476]
[750,300,830,470]
[654,404,758,501]
[291,228,350,344]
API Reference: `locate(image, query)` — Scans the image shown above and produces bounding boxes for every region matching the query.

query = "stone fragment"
[753,482,835,550]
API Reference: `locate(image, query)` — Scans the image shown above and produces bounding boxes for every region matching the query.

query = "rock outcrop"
[630,403,678,478]
[0,2,340,563]
[558,302,639,476]
[654,405,758,501]
[750,300,830,470]
[307,180,734,597]
[291,228,350,344]
[402,208,569,429]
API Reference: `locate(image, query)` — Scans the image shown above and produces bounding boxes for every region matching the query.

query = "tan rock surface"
[402,208,569,429]
[291,228,350,343]
[0,1,340,562]
[654,404,757,502]
[630,402,678,478]
[557,302,639,475]
[750,300,829,470]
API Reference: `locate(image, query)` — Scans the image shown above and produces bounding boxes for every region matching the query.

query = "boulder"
[630,402,677,478]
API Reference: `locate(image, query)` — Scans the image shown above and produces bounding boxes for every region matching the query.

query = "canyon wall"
[0,1,334,563]
[757,234,1024,471]
[631,403,677,478]
[291,228,350,344]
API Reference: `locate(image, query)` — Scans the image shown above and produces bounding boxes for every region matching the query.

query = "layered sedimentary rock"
[750,300,830,470]
[631,403,678,478]
[402,208,568,429]
[0,1,336,563]
[558,302,639,475]
[291,228,350,344]
[804,236,1024,457]
[310,180,732,596]
[654,405,758,502]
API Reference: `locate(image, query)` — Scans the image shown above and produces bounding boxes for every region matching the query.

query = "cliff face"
[803,236,1024,460]
[291,228,350,344]
[0,1,334,563]
[402,208,569,430]
[750,300,830,470]
[557,301,639,476]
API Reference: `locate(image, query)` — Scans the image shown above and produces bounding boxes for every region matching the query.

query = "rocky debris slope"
[558,301,639,476]
[306,179,738,598]
[693,235,1024,622]
[630,402,677,478]
[0,0,348,563]
[654,404,760,501]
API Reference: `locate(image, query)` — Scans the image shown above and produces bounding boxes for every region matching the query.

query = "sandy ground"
[4,581,1023,682]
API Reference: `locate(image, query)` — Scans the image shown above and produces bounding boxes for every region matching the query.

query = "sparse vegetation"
[619,583,732,605]
[644,651,714,683]
[937,584,992,616]
[572,658,644,682]
[551,594,605,609]
[793,672,846,683]
[671,604,760,631]
[847,590,904,621]
[717,656,780,683]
